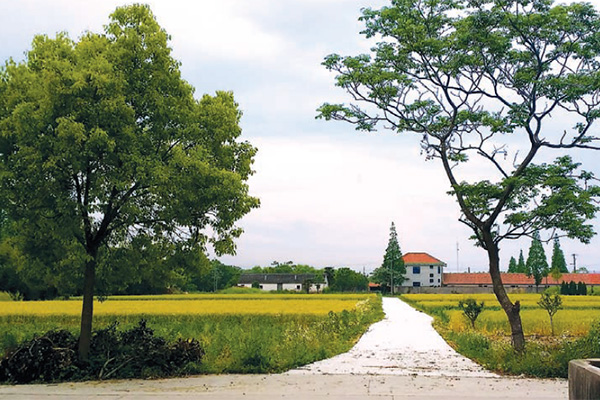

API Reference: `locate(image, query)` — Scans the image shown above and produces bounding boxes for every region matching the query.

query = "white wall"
[403,265,444,287]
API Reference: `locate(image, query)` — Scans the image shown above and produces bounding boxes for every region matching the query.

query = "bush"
[0,320,204,383]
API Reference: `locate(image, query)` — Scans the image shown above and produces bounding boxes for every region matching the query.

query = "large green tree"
[0,5,258,360]
[371,222,405,293]
[318,0,600,350]
[525,231,549,288]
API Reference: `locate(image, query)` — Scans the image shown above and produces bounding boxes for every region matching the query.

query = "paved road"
[290,298,496,376]
[0,297,568,399]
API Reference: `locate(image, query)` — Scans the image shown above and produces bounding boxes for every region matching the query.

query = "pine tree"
[517,250,526,273]
[508,256,518,273]
[551,236,569,274]
[526,231,549,288]
[375,222,406,294]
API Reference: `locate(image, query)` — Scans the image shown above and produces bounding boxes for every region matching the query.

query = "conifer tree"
[372,222,405,294]
[526,231,549,288]
[551,236,569,274]
[517,250,527,273]
[508,256,518,273]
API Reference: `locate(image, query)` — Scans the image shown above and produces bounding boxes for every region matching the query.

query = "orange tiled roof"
[403,252,445,266]
[443,273,600,286]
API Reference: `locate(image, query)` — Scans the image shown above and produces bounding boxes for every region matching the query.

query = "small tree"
[251,281,260,289]
[526,232,549,289]
[508,256,518,273]
[578,281,587,296]
[458,299,485,329]
[538,293,562,336]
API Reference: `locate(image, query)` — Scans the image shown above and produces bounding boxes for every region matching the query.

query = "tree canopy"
[0,4,258,359]
[318,0,600,351]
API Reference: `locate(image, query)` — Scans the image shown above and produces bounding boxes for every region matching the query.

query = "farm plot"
[0,293,383,374]
[403,293,600,336]
[401,293,600,378]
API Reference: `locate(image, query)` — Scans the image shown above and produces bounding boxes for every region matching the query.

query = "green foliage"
[551,236,569,274]
[0,5,259,356]
[329,268,369,292]
[561,280,587,295]
[517,250,527,273]
[371,222,406,292]
[538,293,562,336]
[318,0,600,351]
[458,298,485,329]
[525,231,549,287]
[507,256,517,273]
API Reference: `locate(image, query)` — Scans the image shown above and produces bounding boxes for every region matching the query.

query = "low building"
[238,273,326,292]
[402,252,446,288]
[443,272,600,289]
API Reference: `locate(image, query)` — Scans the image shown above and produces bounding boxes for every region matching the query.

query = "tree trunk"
[78,251,97,361]
[484,232,525,352]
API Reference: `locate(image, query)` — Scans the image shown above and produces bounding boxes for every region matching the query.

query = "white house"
[238,273,326,292]
[402,252,446,287]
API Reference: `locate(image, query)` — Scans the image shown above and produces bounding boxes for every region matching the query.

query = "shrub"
[458,298,484,329]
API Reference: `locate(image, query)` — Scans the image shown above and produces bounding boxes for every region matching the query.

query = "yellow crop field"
[403,293,600,337]
[404,293,600,309]
[0,294,372,317]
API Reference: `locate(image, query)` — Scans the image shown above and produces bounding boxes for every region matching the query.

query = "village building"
[402,252,446,288]
[443,272,600,291]
[237,273,326,293]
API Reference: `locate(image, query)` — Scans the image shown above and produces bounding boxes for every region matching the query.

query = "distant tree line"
[560,281,588,296]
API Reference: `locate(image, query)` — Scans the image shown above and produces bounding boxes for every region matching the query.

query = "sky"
[1,0,600,273]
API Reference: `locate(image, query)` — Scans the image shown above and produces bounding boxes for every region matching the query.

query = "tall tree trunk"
[78,250,97,361]
[484,232,525,352]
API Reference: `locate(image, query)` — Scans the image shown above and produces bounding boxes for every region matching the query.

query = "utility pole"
[572,254,578,273]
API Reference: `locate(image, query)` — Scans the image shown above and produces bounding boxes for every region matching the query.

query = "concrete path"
[289,297,495,377]
[0,373,568,399]
[0,297,568,399]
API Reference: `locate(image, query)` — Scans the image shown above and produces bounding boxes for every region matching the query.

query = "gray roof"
[239,273,315,284]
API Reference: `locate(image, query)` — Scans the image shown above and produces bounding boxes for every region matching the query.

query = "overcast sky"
[2,0,600,273]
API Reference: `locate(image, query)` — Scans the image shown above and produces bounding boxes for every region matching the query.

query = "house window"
[438,279,441,283]
[259,285,263,289]
[429,273,434,278]
[429,278,434,283]
[430,265,433,269]
[296,285,301,290]
[438,266,441,274]
[412,282,421,287]
[413,266,421,274]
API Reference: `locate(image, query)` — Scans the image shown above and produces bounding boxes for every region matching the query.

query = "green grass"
[0,295,384,374]
[0,292,11,301]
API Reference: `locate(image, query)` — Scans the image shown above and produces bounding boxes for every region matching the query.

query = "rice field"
[402,293,600,336]
[0,293,383,374]
[0,297,362,317]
